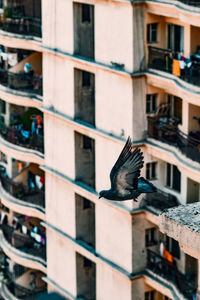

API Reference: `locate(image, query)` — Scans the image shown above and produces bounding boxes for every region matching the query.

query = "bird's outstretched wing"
[110,136,132,186]
[110,138,144,196]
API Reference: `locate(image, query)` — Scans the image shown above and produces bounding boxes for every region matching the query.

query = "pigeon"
[99,136,157,201]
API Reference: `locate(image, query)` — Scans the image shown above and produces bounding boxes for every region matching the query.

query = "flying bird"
[99,136,157,201]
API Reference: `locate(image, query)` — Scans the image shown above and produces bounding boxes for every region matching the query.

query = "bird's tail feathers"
[138,177,157,193]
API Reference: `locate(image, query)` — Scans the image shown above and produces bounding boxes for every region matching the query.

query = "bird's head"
[98,190,107,199]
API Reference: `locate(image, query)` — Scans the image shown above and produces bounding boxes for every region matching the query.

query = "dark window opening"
[145,291,155,300]
[83,198,91,209]
[83,257,92,268]
[145,228,157,247]
[82,4,90,22]
[82,136,92,150]
[82,71,91,87]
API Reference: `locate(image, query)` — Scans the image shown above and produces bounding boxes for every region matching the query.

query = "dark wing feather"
[113,148,144,197]
[110,137,132,187]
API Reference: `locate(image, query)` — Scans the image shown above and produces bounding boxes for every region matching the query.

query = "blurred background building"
[0,0,199,299]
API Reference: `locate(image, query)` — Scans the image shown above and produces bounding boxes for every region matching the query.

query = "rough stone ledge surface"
[159,202,200,259]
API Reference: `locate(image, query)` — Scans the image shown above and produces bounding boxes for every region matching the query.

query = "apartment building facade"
[0,0,199,299]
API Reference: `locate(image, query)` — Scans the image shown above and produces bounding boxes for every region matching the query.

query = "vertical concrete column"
[132,77,146,141]
[184,24,191,58]
[132,278,145,300]
[178,100,189,135]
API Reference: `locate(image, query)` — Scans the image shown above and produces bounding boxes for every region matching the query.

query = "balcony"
[147,116,200,163]
[0,68,42,96]
[140,189,179,213]
[0,122,44,153]
[0,173,45,210]
[148,46,200,87]
[147,249,196,299]
[2,280,46,299]
[1,224,46,262]
[0,17,41,38]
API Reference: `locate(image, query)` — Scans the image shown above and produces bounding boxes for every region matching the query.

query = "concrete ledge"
[159,202,200,259]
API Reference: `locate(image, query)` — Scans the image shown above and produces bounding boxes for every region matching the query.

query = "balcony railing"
[141,189,178,211]
[0,17,41,37]
[5,281,46,299]
[148,46,200,87]
[147,116,200,163]
[147,249,196,299]
[0,122,44,153]
[1,224,46,261]
[180,0,200,6]
[0,68,42,95]
[0,174,45,209]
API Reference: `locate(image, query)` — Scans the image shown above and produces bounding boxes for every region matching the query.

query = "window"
[147,23,158,43]
[82,4,90,22]
[167,95,182,124]
[82,71,91,87]
[145,291,155,300]
[166,163,181,192]
[166,236,180,259]
[146,162,157,180]
[83,257,92,267]
[146,94,157,114]
[145,228,157,247]
[82,135,92,150]
[83,198,91,209]
[168,24,184,52]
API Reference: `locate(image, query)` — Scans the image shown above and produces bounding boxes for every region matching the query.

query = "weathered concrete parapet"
[159,202,200,260]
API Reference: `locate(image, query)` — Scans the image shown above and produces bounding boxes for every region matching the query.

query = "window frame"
[147,23,158,43]
[146,94,157,114]
[146,162,157,180]
[166,163,181,193]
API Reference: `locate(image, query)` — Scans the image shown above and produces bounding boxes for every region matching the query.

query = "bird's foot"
[133,198,138,202]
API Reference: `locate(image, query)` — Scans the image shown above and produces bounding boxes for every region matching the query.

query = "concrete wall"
[96,200,132,272]
[44,114,75,178]
[97,263,132,300]
[42,0,73,53]
[45,174,76,237]
[43,54,74,118]
[95,2,133,72]
[95,71,133,138]
[47,229,76,297]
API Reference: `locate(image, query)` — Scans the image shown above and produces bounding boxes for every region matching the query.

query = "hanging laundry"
[163,246,174,264]
[22,225,28,235]
[172,59,181,77]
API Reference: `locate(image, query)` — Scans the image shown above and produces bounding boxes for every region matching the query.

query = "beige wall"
[45,174,76,237]
[44,114,75,178]
[97,263,132,300]
[42,0,73,53]
[95,2,133,72]
[96,200,132,272]
[47,229,76,297]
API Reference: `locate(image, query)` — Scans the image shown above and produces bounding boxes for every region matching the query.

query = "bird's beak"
[99,195,102,199]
